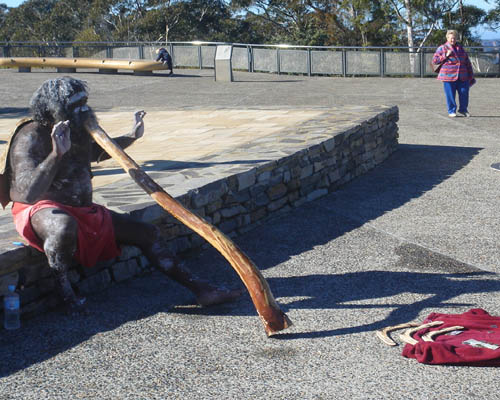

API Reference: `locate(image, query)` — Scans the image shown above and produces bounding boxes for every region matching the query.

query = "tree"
[0,3,8,28]
[485,0,500,30]
[443,3,486,43]
[230,0,328,45]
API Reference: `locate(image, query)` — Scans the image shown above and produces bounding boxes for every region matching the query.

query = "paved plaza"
[1,68,500,399]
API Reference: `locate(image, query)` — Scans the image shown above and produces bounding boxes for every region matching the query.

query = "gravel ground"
[1,68,500,399]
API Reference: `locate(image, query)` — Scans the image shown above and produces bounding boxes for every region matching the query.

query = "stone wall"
[0,106,398,318]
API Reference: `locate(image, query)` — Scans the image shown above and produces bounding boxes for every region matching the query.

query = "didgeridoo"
[84,117,292,336]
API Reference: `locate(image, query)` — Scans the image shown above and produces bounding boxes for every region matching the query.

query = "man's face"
[66,90,91,126]
[447,34,457,45]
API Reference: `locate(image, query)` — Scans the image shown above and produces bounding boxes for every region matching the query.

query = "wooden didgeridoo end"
[84,116,292,336]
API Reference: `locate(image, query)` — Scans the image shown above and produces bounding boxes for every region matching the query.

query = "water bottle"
[4,285,20,330]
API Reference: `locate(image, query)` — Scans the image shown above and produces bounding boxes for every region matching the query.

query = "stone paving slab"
[0,104,391,251]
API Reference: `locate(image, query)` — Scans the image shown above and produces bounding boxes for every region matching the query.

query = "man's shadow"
[2,142,495,376]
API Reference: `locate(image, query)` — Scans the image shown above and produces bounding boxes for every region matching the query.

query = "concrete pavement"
[1,68,500,399]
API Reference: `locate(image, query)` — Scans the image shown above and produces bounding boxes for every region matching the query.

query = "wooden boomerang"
[421,326,464,342]
[375,322,422,346]
[83,117,292,336]
[399,321,444,345]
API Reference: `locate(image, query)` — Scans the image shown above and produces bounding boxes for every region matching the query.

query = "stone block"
[21,261,52,286]
[300,165,314,179]
[237,169,256,191]
[21,294,60,317]
[267,196,288,212]
[36,277,56,294]
[118,245,142,261]
[237,214,251,228]
[224,190,251,205]
[257,170,272,184]
[190,233,206,248]
[314,161,326,173]
[287,178,300,191]
[249,184,266,197]
[269,173,284,186]
[220,205,246,218]
[0,247,37,276]
[307,189,328,201]
[206,199,223,214]
[19,285,43,306]
[77,270,112,295]
[267,183,288,201]
[288,191,300,203]
[292,197,307,208]
[251,207,267,223]
[290,166,302,179]
[82,259,114,277]
[160,224,181,240]
[212,212,221,225]
[138,255,151,271]
[112,259,141,282]
[323,138,336,153]
[219,218,238,234]
[175,236,191,253]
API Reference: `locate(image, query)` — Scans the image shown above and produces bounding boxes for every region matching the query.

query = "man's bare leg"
[31,208,87,312]
[110,212,243,306]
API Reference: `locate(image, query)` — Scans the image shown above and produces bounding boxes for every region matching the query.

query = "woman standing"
[432,30,475,117]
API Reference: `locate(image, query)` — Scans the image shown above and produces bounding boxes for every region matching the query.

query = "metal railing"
[1,41,499,77]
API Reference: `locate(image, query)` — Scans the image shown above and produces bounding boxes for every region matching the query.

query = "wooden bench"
[0,57,169,75]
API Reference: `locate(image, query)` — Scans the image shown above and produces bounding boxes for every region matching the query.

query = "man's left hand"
[132,110,146,139]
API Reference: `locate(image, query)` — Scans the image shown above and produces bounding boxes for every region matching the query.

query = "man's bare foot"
[196,287,245,307]
[62,296,89,316]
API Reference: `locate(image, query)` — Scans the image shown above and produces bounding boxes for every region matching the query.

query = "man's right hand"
[51,120,71,157]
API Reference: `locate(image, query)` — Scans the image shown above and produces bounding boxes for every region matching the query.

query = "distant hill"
[482,39,500,50]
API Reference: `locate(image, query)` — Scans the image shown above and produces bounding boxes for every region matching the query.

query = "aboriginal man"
[6,77,241,312]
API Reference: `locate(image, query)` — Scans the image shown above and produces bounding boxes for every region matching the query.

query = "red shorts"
[12,200,121,267]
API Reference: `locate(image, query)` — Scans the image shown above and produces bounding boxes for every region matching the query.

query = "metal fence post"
[419,50,425,78]
[277,48,281,75]
[106,46,112,58]
[139,45,144,59]
[198,45,202,69]
[342,49,347,77]
[307,48,312,76]
[169,43,174,67]
[380,48,385,77]
[247,45,252,72]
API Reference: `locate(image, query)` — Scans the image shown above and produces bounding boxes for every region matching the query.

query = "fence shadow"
[0,107,29,117]
[92,158,271,177]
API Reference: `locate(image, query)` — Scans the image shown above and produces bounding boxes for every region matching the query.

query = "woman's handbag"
[431,59,444,73]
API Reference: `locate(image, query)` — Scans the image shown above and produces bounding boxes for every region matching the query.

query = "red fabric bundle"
[402,309,500,366]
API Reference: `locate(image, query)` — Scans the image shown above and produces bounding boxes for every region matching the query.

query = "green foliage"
[0,0,492,45]
[485,0,500,30]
